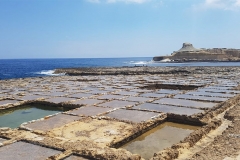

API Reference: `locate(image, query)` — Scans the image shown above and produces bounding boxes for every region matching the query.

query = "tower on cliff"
[177,43,199,52]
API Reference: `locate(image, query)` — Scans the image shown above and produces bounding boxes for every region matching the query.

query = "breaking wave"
[36,70,65,76]
[125,60,153,65]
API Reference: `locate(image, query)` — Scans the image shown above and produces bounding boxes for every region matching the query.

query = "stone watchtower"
[177,43,198,52]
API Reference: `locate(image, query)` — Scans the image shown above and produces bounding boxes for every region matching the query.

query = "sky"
[0,0,240,59]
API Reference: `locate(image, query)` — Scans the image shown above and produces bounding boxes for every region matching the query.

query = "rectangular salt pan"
[130,89,153,93]
[0,105,65,129]
[44,92,68,97]
[114,86,136,89]
[71,99,103,106]
[123,96,153,103]
[97,95,125,100]
[24,114,81,131]
[134,103,203,116]
[68,93,93,98]
[198,88,240,94]
[186,91,235,98]
[105,109,159,123]
[139,93,166,98]
[87,90,109,95]
[114,91,138,96]
[0,141,61,160]
[103,88,117,92]
[204,86,233,90]
[19,95,45,101]
[156,89,181,94]
[44,97,75,103]
[0,100,21,106]
[121,122,199,160]
[99,100,136,108]
[174,94,228,102]
[153,98,218,109]
[67,106,112,116]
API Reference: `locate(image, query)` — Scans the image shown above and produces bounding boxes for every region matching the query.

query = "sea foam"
[36,70,65,76]
[127,61,152,65]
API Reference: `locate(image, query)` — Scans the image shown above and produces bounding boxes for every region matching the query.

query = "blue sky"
[0,0,240,58]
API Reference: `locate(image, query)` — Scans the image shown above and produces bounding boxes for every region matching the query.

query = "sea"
[1,57,240,80]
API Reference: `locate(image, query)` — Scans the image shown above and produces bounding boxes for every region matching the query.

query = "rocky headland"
[153,43,240,62]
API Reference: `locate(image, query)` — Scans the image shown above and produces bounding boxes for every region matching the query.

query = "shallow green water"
[121,122,199,160]
[0,104,68,128]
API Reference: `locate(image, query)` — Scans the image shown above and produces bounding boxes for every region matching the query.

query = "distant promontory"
[153,43,240,62]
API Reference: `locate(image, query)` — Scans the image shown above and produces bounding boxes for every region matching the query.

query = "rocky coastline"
[54,66,238,76]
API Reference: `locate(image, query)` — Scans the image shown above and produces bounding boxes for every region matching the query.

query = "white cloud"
[87,0,151,4]
[236,0,240,6]
[197,0,240,10]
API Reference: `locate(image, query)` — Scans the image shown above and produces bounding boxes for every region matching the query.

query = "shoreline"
[54,66,239,76]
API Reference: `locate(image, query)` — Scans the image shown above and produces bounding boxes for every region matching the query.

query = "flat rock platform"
[0,66,240,159]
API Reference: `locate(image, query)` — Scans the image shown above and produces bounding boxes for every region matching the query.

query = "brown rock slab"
[48,118,135,147]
